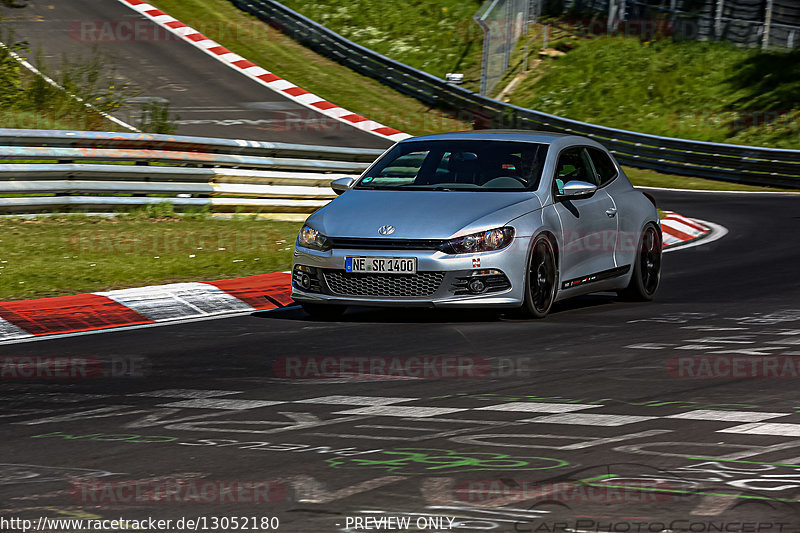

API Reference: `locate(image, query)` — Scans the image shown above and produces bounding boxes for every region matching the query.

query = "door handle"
[606,208,617,217]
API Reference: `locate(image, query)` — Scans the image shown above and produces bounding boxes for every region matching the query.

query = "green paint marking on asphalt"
[576,474,618,482]
[689,457,800,468]
[326,448,570,474]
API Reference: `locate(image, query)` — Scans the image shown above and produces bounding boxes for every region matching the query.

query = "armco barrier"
[0,129,384,162]
[231,0,800,189]
[0,129,377,214]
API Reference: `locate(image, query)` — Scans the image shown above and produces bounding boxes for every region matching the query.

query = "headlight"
[297,225,331,251]
[441,227,515,254]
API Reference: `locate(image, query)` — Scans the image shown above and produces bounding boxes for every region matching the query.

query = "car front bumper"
[291,239,529,308]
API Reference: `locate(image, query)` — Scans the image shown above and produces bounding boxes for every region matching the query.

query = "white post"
[715,0,724,40]
[608,0,617,34]
[762,0,773,50]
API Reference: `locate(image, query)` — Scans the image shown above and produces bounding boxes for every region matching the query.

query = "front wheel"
[521,235,558,318]
[301,303,347,320]
[618,223,661,301]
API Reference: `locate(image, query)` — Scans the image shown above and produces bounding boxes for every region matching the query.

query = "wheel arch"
[539,230,560,280]
[525,229,561,291]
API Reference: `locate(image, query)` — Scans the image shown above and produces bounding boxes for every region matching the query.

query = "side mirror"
[557,180,597,200]
[331,177,355,196]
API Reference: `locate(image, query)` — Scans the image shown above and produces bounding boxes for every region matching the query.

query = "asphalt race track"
[1,189,799,532]
[6,1,391,148]
[4,3,800,532]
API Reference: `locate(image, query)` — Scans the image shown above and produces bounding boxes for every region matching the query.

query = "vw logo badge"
[378,225,395,236]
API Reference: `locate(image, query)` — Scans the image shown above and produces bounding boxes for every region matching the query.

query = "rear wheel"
[521,235,558,318]
[301,303,347,320]
[618,223,661,301]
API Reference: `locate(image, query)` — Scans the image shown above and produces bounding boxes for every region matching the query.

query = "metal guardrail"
[0,129,384,162]
[1,146,370,173]
[231,0,800,189]
[0,130,372,214]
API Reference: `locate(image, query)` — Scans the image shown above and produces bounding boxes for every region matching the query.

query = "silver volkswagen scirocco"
[291,130,661,318]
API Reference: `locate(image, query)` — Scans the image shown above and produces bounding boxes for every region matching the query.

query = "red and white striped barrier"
[0,272,292,342]
[661,211,711,248]
[116,0,410,144]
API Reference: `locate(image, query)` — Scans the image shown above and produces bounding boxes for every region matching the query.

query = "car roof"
[402,129,573,144]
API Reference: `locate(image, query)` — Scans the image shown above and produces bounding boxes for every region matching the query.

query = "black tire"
[301,303,347,320]
[521,235,558,318]
[619,223,662,301]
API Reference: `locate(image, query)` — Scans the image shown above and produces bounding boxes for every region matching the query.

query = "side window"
[554,147,597,193]
[588,147,618,186]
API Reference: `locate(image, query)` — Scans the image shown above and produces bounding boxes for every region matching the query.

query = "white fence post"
[762,0,774,50]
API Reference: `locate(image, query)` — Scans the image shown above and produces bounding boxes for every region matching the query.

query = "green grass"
[0,37,135,132]
[0,109,108,130]
[507,37,800,149]
[0,212,302,301]
[622,166,794,192]
[147,0,470,135]
[278,0,484,87]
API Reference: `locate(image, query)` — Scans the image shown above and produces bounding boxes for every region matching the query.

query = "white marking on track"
[520,413,657,426]
[667,410,791,422]
[158,399,285,410]
[675,344,717,350]
[625,343,675,349]
[295,395,418,406]
[130,389,242,399]
[332,406,467,418]
[709,347,785,355]
[477,402,601,413]
[718,422,800,437]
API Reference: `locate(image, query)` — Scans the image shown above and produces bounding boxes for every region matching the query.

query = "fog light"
[300,273,311,290]
[471,269,502,276]
[468,278,487,294]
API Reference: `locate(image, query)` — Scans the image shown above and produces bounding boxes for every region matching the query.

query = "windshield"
[356,139,549,191]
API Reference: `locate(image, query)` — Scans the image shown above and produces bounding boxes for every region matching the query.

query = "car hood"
[307,189,541,239]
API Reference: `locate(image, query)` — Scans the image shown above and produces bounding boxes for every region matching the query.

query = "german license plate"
[345,257,417,274]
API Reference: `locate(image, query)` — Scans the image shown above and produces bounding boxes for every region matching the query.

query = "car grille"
[328,237,445,251]
[323,271,445,297]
